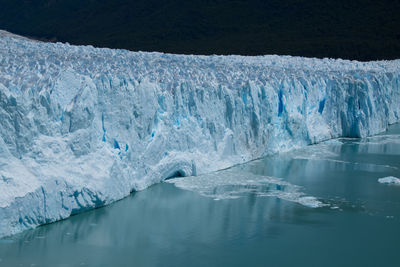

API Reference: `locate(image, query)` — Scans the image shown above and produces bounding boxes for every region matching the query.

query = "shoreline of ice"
[0,30,399,238]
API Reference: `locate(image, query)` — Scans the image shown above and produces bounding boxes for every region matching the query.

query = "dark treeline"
[0,0,399,61]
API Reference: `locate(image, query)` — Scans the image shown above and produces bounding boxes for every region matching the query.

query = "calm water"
[1,125,400,267]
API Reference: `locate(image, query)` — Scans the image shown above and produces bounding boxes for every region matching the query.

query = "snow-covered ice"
[378,177,400,185]
[0,30,399,237]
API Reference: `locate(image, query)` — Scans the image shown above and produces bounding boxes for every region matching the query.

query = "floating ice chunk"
[378,176,400,185]
[297,196,327,208]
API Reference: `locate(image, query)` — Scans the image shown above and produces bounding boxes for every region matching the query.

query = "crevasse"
[0,30,399,237]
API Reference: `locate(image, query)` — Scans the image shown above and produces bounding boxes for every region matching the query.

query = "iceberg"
[0,30,399,237]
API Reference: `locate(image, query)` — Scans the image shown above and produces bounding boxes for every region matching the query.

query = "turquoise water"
[1,124,400,267]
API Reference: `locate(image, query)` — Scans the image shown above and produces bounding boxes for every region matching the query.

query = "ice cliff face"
[0,30,399,237]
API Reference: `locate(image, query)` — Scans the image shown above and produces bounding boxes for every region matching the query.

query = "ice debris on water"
[0,29,399,237]
[167,169,327,208]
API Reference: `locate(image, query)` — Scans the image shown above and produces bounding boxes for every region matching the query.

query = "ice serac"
[0,30,399,237]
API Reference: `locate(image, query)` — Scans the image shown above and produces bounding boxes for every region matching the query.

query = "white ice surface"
[0,30,399,237]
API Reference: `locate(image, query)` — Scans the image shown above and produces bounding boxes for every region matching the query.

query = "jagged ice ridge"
[0,30,399,237]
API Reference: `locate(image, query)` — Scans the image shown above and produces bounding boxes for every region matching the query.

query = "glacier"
[0,29,399,238]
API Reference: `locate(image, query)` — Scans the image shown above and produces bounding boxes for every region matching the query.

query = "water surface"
[1,124,400,267]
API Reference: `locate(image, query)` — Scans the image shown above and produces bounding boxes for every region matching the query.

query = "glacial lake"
[1,124,400,267]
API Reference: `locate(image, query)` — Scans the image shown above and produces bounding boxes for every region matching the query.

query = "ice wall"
[0,30,399,237]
